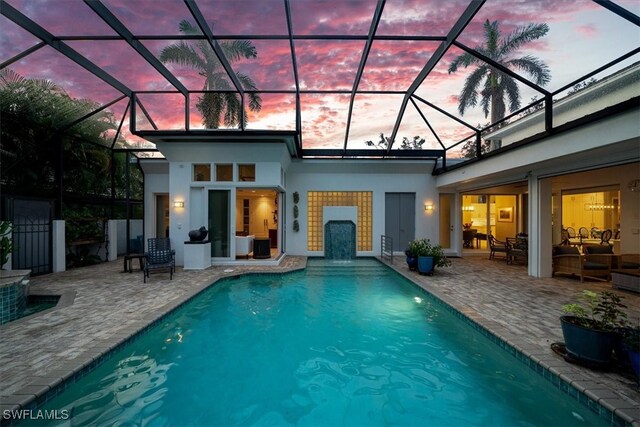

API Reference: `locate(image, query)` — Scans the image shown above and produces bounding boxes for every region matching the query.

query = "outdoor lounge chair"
[488,234,508,260]
[552,245,611,282]
[144,237,175,283]
[506,235,528,264]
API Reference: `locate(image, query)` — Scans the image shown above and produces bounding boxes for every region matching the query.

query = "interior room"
[235,189,279,259]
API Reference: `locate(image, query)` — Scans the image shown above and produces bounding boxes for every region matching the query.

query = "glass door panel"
[208,190,230,258]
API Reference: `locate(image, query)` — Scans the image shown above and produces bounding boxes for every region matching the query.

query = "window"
[216,164,233,182]
[238,164,255,182]
[307,191,372,251]
[193,164,211,181]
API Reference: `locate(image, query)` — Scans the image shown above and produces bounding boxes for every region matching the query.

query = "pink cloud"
[575,24,599,38]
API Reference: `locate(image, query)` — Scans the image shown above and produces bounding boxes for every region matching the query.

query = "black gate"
[6,198,53,275]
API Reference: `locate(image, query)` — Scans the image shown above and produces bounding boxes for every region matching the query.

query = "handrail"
[381,235,393,265]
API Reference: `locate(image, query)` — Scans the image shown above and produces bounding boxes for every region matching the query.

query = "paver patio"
[1,256,638,424]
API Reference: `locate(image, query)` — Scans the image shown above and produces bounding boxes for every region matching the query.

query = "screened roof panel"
[141,40,208,90]
[247,93,296,131]
[136,93,186,131]
[290,0,378,35]
[359,40,440,91]
[0,15,41,62]
[5,0,117,36]
[295,40,363,91]
[100,0,194,36]
[395,102,444,151]
[7,46,121,106]
[66,41,175,92]
[230,39,294,91]
[376,0,469,36]
[300,94,351,149]
[347,94,405,149]
[196,0,288,35]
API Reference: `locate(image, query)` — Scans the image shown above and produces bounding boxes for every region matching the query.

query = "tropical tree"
[448,20,551,125]
[160,20,262,129]
[364,133,425,150]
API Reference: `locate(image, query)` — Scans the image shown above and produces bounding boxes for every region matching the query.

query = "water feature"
[324,220,356,260]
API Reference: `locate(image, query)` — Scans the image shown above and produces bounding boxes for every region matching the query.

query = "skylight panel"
[290,0,378,36]
[101,0,194,36]
[300,94,351,148]
[376,0,468,36]
[295,40,364,91]
[196,0,288,35]
[347,94,404,149]
[359,40,440,91]
[0,15,42,63]
[246,93,296,131]
[229,40,295,91]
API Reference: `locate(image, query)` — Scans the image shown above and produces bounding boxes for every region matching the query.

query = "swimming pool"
[24,259,606,426]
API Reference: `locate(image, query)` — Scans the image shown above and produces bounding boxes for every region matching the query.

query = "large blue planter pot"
[560,316,618,365]
[405,255,417,271]
[417,256,434,276]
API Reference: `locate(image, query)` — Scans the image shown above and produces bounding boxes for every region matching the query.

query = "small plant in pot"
[561,290,627,366]
[404,240,419,271]
[409,238,450,276]
[619,326,640,379]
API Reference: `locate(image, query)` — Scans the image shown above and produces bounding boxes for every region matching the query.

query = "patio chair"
[578,227,589,244]
[488,234,508,260]
[506,235,528,264]
[552,245,611,282]
[566,227,576,239]
[144,237,175,283]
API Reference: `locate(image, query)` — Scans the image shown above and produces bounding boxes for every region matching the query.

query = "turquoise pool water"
[28,259,605,426]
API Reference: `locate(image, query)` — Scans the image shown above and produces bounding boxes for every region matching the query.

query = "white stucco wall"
[286,160,439,256]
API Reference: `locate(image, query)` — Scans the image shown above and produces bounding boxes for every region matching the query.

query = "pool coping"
[1,258,637,426]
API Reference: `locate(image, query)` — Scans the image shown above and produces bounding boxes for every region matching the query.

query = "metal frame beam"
[594,0,640,26]
[84,0,188,96]
[284,0,302,157]
[342,0,386,155]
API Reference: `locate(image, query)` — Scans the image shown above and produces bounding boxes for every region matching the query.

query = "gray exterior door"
[385,193,415,252]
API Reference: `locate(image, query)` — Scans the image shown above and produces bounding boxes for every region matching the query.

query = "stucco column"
[530,175,553,277]
[52,220,66,273]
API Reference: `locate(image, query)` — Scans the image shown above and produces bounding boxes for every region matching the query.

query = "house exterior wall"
[285,161,438,257]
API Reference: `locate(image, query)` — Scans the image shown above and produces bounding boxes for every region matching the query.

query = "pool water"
[28,259,605,426]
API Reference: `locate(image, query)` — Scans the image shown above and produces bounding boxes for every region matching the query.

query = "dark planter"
[625,346,640,378]
[405,254,417,271]
[417,256,434,276]
[560,316,618,365]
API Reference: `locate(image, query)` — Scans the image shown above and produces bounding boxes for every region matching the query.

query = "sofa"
[235,235,254,258]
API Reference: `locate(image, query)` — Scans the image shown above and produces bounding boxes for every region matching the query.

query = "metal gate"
[7,198,53,275]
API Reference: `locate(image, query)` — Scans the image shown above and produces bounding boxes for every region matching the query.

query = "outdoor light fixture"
[173,201,184,208]
[462,206,475,211]
[424,204,433,212]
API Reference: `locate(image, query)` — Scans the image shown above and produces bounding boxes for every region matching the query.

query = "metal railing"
[381,235,393,265]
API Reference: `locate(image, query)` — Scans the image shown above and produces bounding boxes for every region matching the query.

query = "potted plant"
[404,240,419,271]
[619,326,640,378]
[561,290,627,366]
[0,221,14,269]
[409,238,451,275]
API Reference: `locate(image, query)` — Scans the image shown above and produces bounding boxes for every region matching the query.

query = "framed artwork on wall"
[498,207,513,222]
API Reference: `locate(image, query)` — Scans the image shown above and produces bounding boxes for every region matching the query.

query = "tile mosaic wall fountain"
[324,220,356,260]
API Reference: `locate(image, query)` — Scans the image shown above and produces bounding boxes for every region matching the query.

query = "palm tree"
[448,20,551,125]
[160,20,262,129]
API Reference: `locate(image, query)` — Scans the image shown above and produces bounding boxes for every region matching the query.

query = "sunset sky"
[2,0,639,153]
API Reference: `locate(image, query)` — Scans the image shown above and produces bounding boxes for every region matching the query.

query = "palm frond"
[159,43,207,71]
[220,40,258,61]
[502,74,521,113]
[483,20,500,55]
[499,23,549,57]
[458,65,488,115]
[448,52,480,73]
[179,20,202,35]
[507,56,551,86]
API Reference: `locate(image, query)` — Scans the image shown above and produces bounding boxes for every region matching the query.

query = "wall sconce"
[424,204,433,212]
[173,201,184,208]
[462,206,475,211]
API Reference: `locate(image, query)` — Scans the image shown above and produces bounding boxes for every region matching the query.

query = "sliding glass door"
[208,190,231,259]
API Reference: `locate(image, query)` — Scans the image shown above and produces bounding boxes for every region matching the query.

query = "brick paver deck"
[1,256,638,424]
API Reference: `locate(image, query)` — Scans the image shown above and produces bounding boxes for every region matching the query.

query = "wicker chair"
[552,245,611,282]
[144,237,175,283]
[506,235,528,264]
